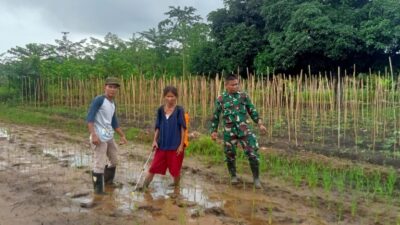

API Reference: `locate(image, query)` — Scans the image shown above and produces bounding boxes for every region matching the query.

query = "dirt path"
[0,123,399,225]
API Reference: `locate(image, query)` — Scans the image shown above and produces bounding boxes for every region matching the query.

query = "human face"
[104,84,119,99]
[164,92,177,106]
[225,79,239,94]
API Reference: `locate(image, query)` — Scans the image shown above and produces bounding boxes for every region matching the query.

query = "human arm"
[177,127,185,155]
[152,129,159,150]
[244,93,267,134]
[87,123,100,145]
[177,107,186,155]
[115,127,127,145]
[86,96,103,146]
[111,112,127,144]
[210,97,222,140]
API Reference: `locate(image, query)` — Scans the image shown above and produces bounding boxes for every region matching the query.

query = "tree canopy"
[1,0,399,80]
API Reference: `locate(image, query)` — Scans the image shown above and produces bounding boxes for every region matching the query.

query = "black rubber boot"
[92,172,105,194]
[227,160,239,184]
[249,159,262,189]
[104,165,116,184]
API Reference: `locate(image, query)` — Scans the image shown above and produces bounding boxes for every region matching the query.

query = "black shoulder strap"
[157,106,163,118]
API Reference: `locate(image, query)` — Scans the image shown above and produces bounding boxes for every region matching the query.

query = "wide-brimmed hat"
[105,77,120,87]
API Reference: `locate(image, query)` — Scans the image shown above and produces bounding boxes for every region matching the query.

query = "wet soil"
[0,123,399,225]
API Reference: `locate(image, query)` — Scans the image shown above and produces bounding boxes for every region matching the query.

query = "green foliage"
[0,105,86,134]
[208,0,265,73]
[125,127,141,141]
[265,152,399,198]
[0,86,18,103]
[386,168,397,197]
[257,0,400,72]
[1,2,400,82]
[322,168,333,192]
[185,135,223,162]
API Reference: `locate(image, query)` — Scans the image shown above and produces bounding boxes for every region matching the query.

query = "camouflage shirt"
[210,91,261,137]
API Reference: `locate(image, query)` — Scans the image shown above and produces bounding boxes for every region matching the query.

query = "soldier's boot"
[227,160,239,185]
[104,165,116,185]
[249,159,262,189]
[92,172,106,194]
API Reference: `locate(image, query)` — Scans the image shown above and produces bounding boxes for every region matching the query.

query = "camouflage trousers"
[223,131,259,163]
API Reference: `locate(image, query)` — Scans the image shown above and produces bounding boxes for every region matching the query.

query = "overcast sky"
[0,0,224,54]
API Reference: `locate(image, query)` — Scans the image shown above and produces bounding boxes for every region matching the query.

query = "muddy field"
[0,123,399,225]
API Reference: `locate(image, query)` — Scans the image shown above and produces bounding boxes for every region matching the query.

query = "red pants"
[149,148,184,177]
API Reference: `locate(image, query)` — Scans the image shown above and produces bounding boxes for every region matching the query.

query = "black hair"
[224,74,238,82]
[163,85,178,97]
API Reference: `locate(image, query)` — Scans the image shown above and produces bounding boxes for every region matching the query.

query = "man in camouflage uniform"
[210,74,267,189]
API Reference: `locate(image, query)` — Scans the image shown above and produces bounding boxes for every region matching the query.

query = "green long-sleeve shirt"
[210,91,261,137]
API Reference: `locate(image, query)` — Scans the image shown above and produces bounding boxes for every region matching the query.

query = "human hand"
[177,145,184,155]
[259,124,267,134]
[152,141,158,150]
[211,132,218,141]
[91,133,100,146]
[119,136,128,145]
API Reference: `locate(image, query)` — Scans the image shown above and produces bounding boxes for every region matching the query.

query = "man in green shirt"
[210,74,267,189]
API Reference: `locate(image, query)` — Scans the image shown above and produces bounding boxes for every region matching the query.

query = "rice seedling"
[322,168,333,193]
[291,162,303,188]
[385,167,397,198]
[337,201,344,222]
[268,204,273,225]
[259,154,267,173]
[352,166,365,192]
[372,171,384,196]
[306,163,319,189]
[178,208,187,225]
[250,200,256,219]
[351,197,358,218]
[335,170,346,195]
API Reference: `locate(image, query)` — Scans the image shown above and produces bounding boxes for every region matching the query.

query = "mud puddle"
[70,160,225,214]
[38,143,226,222]
[1,123,400,225]
[42,146,91,168]
[0,127,10,140]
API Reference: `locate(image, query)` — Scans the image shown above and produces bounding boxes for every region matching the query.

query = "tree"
[255,0,400,72]
[208,0,265,75]
[142,6,204,75]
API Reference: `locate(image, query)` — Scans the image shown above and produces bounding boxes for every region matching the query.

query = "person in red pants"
[141,86,186,189]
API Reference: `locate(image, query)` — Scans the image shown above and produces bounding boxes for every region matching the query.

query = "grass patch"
[0,104,154,142]
[186,136,224,163]
[185,134,399,199]
[265,152,399,198]
[0,104,86,135]
[125,127,141,140]
[0,86,18,103]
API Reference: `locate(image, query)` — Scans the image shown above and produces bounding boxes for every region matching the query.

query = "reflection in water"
[114,174,224,213]
[124,165,224,212]
[69,158,227,215]
[42,147,91,168]
[5,137,225,217]
[5,138,272,224]
[0,128,10,140]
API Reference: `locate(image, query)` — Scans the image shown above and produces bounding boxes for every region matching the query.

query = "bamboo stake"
[389,57,397,152]
[337,67,341,149]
